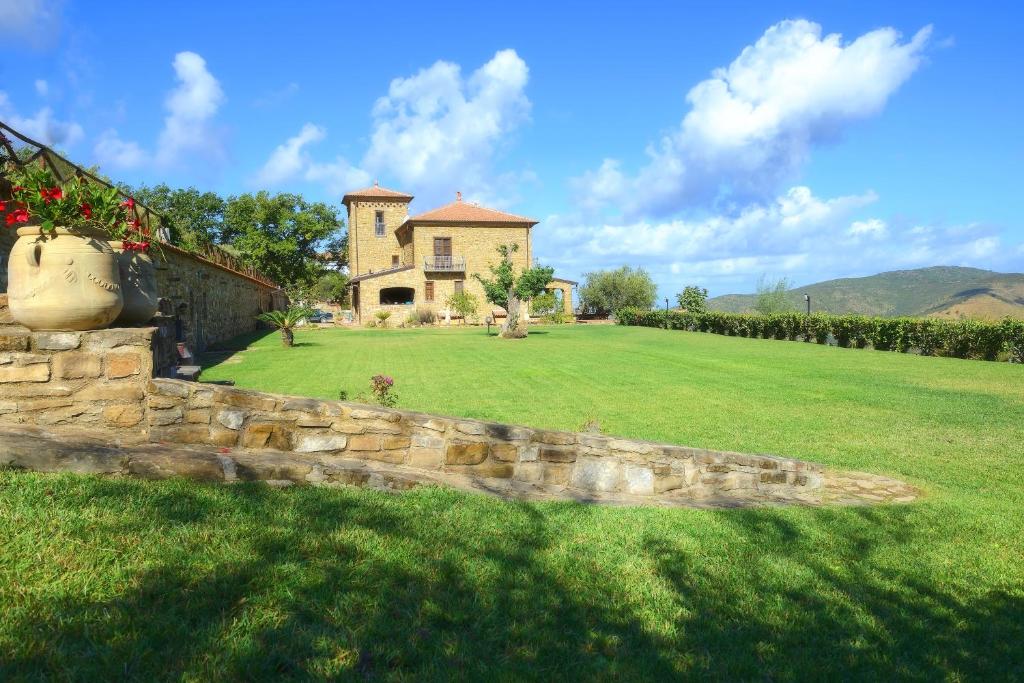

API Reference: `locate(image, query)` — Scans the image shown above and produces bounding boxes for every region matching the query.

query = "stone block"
[0,400,15,415]
[106,352,142,379]
[10,353,50,365]
[572,457,622,492]
[533,431,576,446]
[55,352,102,379]
[0,330,30,352]
[149,406,184,426]
[103,403,144,427]
[186,409,212,424]
[578,434,612,450]
[33,331,81,350]
[127,452,223,481]
[489,443,519,462]
[411,433,445,449]
[281,398,324,412]
[705,463,730,473]
[215,408,247,430]
[623,463,655,495]
[296,417,333,428]
[147,395,182,409]
[17,397,74,411]
[446,442,488,465]
[214,388,277,411]
[520,444,539,462]
[608,439,655,455]
[330,420,366,434]
[760,472,788,484]
[35,404,96,426]
[539,446,576,463]
[148,379,190,398]
[0,362,50,383]
[351,407,401,421]
[75,382,145,402]
[82,328,152,350]
[654,475,686,494]
[209,427,239,447]
[458,462,514,478]
[542,463,573,486]
[294,434,348,453]
[514,461,543,483]
[382,436,410,450]
[455,421,485,435]
[189,390,214,409]
[149,425,214,445]
[348,435,382,451]
[484,423,532,441]
[410,416,447,432]
[407,447,443,470]
[241,422,291,450]
[362,419,405,434]
[360,449,406,464]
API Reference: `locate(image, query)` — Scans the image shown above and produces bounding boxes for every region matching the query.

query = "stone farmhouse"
[343,183,575,324]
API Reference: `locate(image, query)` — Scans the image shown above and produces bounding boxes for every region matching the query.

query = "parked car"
[307,311,334,323]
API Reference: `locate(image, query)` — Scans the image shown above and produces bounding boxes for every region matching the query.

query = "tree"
[119,183,225,251]
[530,291,558,316]
[677,285,708,313]
[223,191,343,291]
[578,266,657,316]
[256,307,313,347]
[445,290,480,324]
[309,271,350,306]
[473,243,553,338]
[754,276,794,315]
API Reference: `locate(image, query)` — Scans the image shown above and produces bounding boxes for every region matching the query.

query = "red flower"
[80,202,93,219]
[11,186,25,194]
[121,197,135,209]
[38,187,63,204]
[5,208,29,226]
[131,218,141,229]
[0,200,5,212]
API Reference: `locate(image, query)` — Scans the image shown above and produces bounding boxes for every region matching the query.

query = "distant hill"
[707,267,1024,320]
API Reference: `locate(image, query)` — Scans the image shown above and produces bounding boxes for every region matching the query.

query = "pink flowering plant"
[369,374,398,408]
[3,163,154,251]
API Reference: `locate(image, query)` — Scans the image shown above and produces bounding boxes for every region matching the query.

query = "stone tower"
[341,182,414,276]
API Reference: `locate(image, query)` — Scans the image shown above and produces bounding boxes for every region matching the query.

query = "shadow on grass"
[3,475,1022,680]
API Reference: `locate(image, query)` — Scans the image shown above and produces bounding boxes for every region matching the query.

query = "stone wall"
[0,324,156,430]
[154,246,287,352]
[0,325,825,504]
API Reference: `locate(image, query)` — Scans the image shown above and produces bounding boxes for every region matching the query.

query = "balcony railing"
[423,256,466,272]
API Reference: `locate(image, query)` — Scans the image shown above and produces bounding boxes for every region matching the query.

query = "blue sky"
[2,0,1022,297]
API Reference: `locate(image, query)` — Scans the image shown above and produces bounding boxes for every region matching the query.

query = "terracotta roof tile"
[342,182,413,206]
[402,196,537,227]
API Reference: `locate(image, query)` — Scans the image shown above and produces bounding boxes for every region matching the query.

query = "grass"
[2,324,1023,680]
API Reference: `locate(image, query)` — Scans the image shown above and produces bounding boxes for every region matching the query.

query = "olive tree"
[473,243,553,338]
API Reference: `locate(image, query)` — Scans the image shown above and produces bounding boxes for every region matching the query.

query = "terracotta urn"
[109,241,159,326]
[7,226,124,331]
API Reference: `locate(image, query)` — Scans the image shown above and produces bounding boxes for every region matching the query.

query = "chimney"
[456,191,462,202]
[373,179,379,187]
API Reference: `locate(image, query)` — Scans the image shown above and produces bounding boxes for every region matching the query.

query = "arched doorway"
[379,287,415,305]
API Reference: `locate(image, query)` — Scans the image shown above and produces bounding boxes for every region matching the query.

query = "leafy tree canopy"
[579,266,657,316]
[119,183,225,251]
[473,243,553,338]
[754,276,795,315]
[677,285,708,313]
[309,271,350,306]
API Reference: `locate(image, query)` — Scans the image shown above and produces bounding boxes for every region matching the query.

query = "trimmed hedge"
[616,308,1024,363]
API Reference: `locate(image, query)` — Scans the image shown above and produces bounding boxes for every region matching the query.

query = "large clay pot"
[7,226,123,331]
[110,242,159,326]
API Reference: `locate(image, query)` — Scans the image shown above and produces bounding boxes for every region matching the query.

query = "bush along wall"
[616,308,1024,363]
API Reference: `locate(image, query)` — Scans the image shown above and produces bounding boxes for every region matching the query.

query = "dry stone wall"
[0,325,825,504]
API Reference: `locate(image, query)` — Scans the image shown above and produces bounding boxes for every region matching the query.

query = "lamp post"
[804,294,811,316]
[664,297,670,328]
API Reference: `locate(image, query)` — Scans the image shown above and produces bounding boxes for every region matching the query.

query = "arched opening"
[379,287,415,305]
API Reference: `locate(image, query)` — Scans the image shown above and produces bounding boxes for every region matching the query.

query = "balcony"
[423,256,466,272]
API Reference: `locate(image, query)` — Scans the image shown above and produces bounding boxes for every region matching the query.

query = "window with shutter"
[425,281,435,302]
[454,280,464,294]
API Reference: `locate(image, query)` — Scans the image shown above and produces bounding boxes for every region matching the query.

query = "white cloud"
[93,51,226,170]
[93,129,147,169]
[156,51,226,166]
[253,123,325,186]
[574,19,932,218]
[253,49,531,206]
[848,218,888,239]
[537,186,1023,298]
[34,79,49,97]
[0,91,83,148]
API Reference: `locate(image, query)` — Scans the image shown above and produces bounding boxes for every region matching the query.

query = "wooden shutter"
[425,281,434,302]
[454,280,464,294]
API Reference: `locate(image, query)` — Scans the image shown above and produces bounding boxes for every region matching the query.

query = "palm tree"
[256,307,313,346]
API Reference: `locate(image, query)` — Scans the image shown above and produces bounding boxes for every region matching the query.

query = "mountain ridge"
[707,266,1024,319]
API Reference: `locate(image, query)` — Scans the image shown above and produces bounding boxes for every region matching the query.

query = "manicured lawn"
[2,325,1022,680]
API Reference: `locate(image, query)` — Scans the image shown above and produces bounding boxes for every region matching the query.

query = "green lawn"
[2,325,1022,680]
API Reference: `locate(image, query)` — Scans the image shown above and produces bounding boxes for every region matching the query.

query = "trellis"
[0,120,277,288]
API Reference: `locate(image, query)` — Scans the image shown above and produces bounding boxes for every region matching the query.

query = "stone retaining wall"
[1,325,825,503]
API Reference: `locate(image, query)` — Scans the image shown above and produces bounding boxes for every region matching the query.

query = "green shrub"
[616,307,1020,363]
[409,308,437,326]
